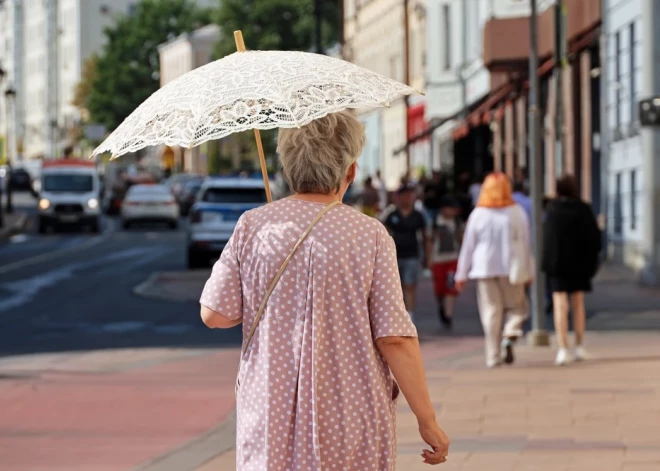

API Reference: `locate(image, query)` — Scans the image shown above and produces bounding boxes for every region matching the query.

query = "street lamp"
[4,85,16,213]
[0,63,6,226]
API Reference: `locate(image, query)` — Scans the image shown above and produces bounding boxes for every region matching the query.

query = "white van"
[38,159,102,233]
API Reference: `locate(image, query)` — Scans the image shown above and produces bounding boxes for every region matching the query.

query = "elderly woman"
[199,111,449,470]
[455,172,533,368]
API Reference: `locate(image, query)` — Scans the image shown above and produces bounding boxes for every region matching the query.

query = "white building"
[424,0,548,172]
[0,0,140,160]
[603,0,660,279]
[343,0,426,189]
[158,24,220,174]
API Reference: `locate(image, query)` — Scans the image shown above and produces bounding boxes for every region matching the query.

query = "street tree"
[212,0,340,59]
[87,0,212,131]
[211,0,340,170]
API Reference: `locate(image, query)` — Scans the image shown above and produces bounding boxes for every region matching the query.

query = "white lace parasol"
[91,50,419,158]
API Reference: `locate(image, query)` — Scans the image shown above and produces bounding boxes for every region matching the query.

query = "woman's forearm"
[375,336,436,425]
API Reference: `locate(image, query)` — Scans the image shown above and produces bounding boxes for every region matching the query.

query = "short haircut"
[556,174,579,199]
[277,111,365,194]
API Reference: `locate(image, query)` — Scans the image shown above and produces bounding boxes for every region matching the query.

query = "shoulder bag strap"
[242,200,340,355]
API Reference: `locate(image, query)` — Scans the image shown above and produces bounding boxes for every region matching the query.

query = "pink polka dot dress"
[200,198,418,471]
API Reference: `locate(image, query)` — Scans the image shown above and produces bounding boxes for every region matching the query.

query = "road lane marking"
[0,246,170,312]
[0,218,117,275]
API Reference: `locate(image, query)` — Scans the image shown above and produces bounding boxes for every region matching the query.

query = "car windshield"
[201,187,267,204]
[43,174,94,193]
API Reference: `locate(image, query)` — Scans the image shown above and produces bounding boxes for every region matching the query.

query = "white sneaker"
[555,348,574,366]
[574,346,590,361]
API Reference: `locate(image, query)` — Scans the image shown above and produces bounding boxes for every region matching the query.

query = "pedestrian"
[383,183,431,321]
[542,174,601,366]
[199,111,450,469]
[455,172,533,368]
[359,176,380,217]
[423,170,446,224]
[372,169,388,215]
[468,173,483,208]
[430,196,462,328]
[512,179,532,225]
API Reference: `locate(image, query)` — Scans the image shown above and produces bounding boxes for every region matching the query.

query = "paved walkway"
[190,331,660,471]
[0,210,28,242]
[133,263,660,471]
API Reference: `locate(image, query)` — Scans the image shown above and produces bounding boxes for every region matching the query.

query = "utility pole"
[553,0,567,178]
[460,0,468,120]
[314,0,324,54]
[5,85,16,213]
[527,0,550,346]
[599,0,609,262]
[640,0,660,284]
[46,0,58,159]
[403,0,411,173]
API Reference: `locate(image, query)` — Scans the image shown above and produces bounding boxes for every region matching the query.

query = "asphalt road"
[0,192,241,358]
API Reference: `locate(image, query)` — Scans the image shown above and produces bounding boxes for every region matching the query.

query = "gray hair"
[277,111,366,194]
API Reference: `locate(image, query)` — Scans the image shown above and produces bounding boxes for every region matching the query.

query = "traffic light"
[639,97,660,127]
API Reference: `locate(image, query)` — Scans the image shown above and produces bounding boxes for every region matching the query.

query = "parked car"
[121,184,179,230]
[9,167,34,192]
[178,178,204,217]
[186,176,268,269]
[164,173,202,201]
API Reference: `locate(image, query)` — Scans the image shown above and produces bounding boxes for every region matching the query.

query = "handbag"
[235,200,340,393]
[509,205,532,285]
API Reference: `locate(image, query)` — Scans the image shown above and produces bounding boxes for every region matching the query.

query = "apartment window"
[614,172,622,234]
[630,170,637,230]
[442,4,451,70]
[614,31,621,132]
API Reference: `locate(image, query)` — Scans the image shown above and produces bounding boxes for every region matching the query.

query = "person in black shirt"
[423,170,446,223]
[383,184,430,320]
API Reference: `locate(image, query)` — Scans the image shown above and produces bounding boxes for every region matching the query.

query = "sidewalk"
[133,263,660,471]
[189,331,660,471]
[0,210,29,242]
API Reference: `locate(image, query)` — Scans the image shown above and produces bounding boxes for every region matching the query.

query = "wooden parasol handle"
[234,30,273,203]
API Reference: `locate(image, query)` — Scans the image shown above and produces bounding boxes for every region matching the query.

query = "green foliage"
[87,0,212,131]
[72,54,98,113]
[213,0,340,59]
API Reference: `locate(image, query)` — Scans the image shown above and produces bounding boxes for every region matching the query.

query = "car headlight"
[87,198,99,210]
[38,198,51,210]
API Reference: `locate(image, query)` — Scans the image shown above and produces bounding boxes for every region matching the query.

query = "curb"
[133,271,210,303]
[133,410,236,471]
[0,213,28,243]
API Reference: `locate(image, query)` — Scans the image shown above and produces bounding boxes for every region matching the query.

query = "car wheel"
[38,219,47,234]
[187,249,207,270]
[169,220,178,230]
[122,220,131,230]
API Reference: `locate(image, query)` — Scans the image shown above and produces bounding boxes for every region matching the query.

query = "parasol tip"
[384,102,391,108]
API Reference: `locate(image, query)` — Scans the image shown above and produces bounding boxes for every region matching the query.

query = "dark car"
[9,167,33,191]
[178,178,203,217]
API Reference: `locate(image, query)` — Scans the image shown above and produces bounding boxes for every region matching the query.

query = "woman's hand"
[419,419,450,465]
[454,279,466,292]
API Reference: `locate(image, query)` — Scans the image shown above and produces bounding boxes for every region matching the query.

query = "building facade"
[343,0,426,189]
[604,0,660,278]
[0,0,139,160]
[158,24,220,174]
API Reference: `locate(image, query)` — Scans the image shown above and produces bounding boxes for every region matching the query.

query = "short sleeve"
[368,227,418,340]
[199,217,245,320]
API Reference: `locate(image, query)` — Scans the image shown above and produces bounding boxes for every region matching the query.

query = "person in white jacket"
[455,172,533,368]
